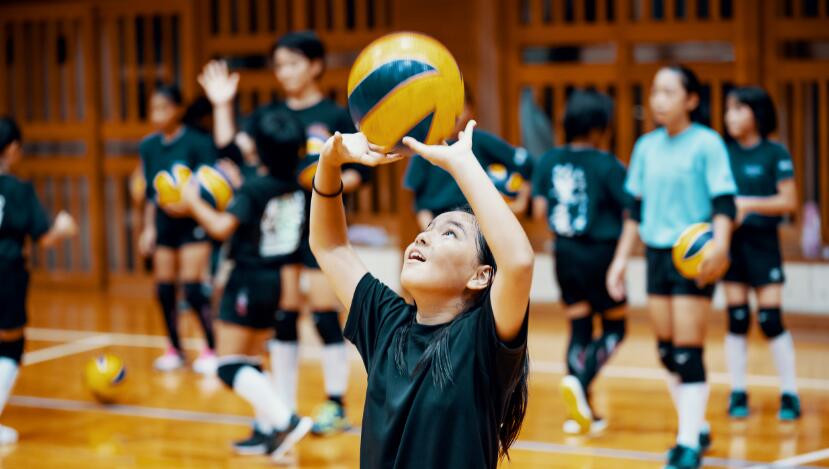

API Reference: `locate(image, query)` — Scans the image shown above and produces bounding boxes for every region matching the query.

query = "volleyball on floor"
[347,32,464,151]
[83,353,127,403]
[153,163,192,207]
[672,222,728,279]
[486,163,524,200]
[195,165,234,211]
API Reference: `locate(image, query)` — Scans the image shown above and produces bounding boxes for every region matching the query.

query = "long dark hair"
[662,64,708,125]
[391,206,529,460]
[728,86,777,139]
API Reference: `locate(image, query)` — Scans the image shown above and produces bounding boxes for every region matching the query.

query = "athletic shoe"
[728,390,749,419]
[560,375,593,434]
[153,347,184,371]
[562,417,607,435]
[268,415,313,461]
[665,444,701,469]
[0,425,18,445]
[232,426,268,455]
[698,425,712,453]
[192,348,217,375]
[311,400,351,436]
[779,393,802,421]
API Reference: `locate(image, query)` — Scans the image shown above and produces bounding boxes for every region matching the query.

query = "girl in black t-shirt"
[0,117,77,445]
[137,85,217,374]
[310,121,532,468]
[722,86,800,420]
[182,108,312,461]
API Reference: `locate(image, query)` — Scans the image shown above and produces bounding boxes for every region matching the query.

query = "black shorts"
[219,266,281,329]
[156,216,208,249]
[724,226,785,287]
[0,265,29,329]
[646,247,714,297]
[554,237,625,313]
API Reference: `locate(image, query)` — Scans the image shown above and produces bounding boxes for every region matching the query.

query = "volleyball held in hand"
[347,32,464,151]
[486,163,525,200]
[672,223,728,279]
[152,163,192,207]
[195,165,234,211]
[83,353,127,403]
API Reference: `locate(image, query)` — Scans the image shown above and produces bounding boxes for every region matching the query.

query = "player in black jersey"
[722,86,801,420]
[0,117,77,445]
[183,107,312,461]
[137,85,218,374]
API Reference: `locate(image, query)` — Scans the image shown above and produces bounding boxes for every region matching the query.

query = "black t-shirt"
[0,175,50,269]
[344,273,529,469]
[140,126,218,226]
[727,140,794,229]
[226,175,304,268]
[532,146,628,242]
[403,130,530,213]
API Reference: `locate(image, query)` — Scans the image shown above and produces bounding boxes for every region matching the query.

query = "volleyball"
[83,353,127,403]
[672,223,728,279]
[486,163,525,200]
[153,163,192,207]
[347,32,464,151]
[195,165,234,211]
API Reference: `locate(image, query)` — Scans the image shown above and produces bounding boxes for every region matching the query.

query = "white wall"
[353,247,829,315]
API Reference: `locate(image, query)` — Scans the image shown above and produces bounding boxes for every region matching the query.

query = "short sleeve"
[344,273,410,367]
[704,135,737,198]
[625,139,646,198]
[25,184,50,241]
[139,140,156,200]
[531,152,552,199]
[475,295,529,402]
[226,186,254,226]
[772,143,795,183]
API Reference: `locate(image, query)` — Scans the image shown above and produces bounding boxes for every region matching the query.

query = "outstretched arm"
[403,121,534,342]
[181,179,239,241]
[198,60,240,148]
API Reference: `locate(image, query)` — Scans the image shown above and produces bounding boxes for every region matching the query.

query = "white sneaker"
[560,375,593,434]
[0,425,18,445]
[192,349,217,375]
[153,347,184,372]
[562,418,607,435]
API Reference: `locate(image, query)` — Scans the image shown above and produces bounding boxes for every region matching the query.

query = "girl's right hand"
[606,258,627,301]
[198,60,240,106]
[138,227,156,257]
[321,132,405,168]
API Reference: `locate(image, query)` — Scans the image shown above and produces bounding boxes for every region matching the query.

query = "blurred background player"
[722,86,801,420]
[198,30,368,435]
[137,85,218,374]
[183,108,312,460]
[0,117,78,444]
[404,86,532,229]
[607,65,736,469]
[532,90,631,435]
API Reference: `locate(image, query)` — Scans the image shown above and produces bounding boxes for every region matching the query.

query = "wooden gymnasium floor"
[2,287,828,468]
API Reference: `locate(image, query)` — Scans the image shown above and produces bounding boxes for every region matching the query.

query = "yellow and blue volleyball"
[347,32,464,151]
[83,353,127,403]
[153,163,192,207]
[195,165,234,211]
[486,163,525,200]
[672,223,727,279]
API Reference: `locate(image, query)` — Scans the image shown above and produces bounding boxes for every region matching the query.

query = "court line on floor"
[25,327,829,391]
[23,334,112,366]
[747,448,829,468]
[10,395,823,469]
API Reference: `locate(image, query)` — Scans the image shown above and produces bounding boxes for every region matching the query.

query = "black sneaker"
[665,444,701,469]
[268,415,313,461]
[232,426,268,455]
[698,426,712,453]
[728,390,749,419]
[779,393,802,421]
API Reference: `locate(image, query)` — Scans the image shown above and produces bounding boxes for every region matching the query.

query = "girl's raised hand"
[402,120,476,171]
[322,132,405,167]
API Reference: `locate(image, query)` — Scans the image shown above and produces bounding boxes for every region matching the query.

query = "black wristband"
[312,176,344,198]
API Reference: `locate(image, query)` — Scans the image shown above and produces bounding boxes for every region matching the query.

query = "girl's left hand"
[322,132,406,167]
[180,179,201,207]
[696,242,729,287]
[402,120,476,171]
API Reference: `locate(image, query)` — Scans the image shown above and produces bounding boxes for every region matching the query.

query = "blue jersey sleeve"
[772,142,795,183]
[625,138,646,199]
[704,134,737,198]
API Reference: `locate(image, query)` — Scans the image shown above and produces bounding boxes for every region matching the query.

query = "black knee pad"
[758,307,785,339]
[274,310,299,342]
[157,283,177,310]
[600,318,626,352]
[216,357,262,388]
[0,337,25,364]
[313,311,344,345]
[727,304,751,335]
[657,340,675,373]
[673,346,706,383]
